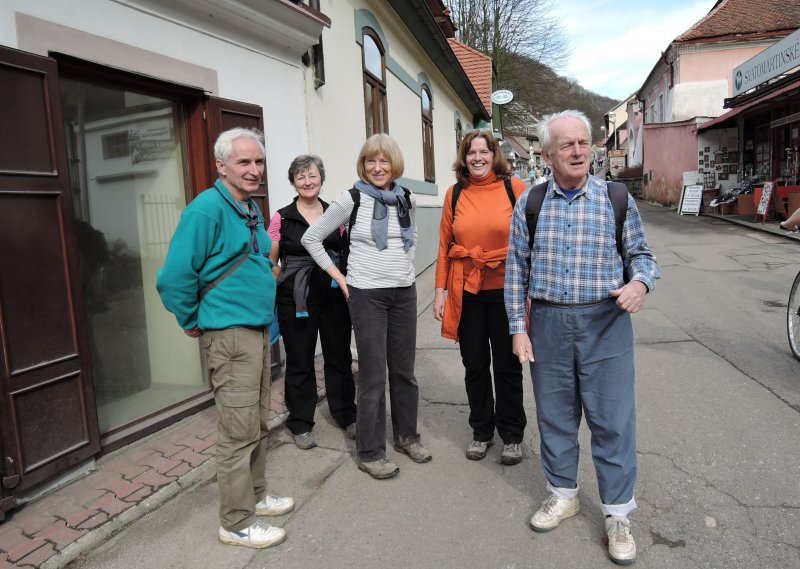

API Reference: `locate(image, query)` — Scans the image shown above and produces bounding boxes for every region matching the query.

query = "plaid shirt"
[505,175,661,334]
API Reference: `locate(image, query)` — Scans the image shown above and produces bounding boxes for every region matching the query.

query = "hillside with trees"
[449,0,619,138]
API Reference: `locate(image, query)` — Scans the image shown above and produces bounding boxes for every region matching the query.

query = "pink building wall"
[642,121,698,205]
[678,46,766,95]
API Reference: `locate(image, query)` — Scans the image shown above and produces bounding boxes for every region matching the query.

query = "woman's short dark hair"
[288,154,326,184]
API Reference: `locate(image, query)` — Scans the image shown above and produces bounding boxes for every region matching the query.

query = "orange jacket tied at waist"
[441,244,508,341]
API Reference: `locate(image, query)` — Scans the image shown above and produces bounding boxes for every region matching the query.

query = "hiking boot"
[293,431,316,450]
[500,443,522,465]
[218,520,286,549]
[357,457,400,479]
[255,494,295,516]
[393,437,432,463]
[465,439,493,460]
[344,423,357,440]
[529,494,580,532]
[605,515,636,565]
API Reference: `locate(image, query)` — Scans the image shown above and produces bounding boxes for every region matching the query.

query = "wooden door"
[204,97,281,376]
[0,46,100,517]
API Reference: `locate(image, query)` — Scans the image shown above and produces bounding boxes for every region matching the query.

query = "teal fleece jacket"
[156,179,275,331]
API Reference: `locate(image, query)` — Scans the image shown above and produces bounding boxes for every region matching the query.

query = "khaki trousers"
[201,327,271,531]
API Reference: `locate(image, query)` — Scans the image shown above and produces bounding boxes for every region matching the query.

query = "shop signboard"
[679,185,703,216]
[733,28,800,96]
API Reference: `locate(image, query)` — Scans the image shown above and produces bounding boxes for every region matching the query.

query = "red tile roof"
[448,39,492,118]
[675,0,800,42]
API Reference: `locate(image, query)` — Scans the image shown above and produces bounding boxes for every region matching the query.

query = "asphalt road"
[68,202,800,569]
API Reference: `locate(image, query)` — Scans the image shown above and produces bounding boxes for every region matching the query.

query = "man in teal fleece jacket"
[157,128,294,550]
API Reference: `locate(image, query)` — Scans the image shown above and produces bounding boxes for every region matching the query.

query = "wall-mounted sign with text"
[490,89,514,105]
[733,28,800,96]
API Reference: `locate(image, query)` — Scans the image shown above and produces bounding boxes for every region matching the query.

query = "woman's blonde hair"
[356,133,405,184]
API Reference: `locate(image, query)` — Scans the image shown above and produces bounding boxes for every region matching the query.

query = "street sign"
[490,89,513,105]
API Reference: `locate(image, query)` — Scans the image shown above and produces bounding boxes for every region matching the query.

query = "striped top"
[301,189,417,289]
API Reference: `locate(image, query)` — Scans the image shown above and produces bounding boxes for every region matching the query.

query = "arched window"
[362,28,388,137]
[455,118,463,152]
[421,84,434,181]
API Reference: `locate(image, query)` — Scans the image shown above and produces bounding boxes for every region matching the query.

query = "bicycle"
[788,268,800,360]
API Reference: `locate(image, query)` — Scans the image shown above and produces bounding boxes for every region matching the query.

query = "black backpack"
[525,180,629,261]
[451,177,516,218]
[339,186,412,274]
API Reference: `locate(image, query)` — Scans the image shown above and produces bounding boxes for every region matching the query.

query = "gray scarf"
[352,181,415,252]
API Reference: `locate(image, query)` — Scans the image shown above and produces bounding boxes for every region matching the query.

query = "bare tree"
[449,0,573,129]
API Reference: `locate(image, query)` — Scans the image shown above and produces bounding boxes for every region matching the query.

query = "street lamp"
[608,112,617,150]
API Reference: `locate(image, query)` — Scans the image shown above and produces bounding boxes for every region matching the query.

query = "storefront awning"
[698,76,800,131]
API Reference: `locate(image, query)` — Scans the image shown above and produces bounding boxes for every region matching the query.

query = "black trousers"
[458,289,526,444]
[278,292,357,434]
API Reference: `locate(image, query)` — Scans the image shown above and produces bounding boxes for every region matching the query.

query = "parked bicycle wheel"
[787,270,800,360]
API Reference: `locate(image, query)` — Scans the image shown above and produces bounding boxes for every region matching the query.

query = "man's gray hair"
[537,110,592,154]
[288,154,326,184]
[214,127,265,164]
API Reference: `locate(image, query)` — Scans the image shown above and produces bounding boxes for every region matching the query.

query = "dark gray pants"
[348,284,419,462]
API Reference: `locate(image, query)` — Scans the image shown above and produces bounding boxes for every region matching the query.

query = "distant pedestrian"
[505,110,660,565]
[157,128,295,550]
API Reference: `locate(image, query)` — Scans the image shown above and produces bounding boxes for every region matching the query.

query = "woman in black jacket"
[268,155,356,449]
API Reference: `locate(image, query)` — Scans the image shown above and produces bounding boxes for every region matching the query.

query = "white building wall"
[1,0,309,212]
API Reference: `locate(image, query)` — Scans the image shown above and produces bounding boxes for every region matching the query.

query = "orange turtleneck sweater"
[435,173,526,340]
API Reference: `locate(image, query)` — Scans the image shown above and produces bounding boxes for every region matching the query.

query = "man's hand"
[184,327,202,338]
[609,280,647,313]
[512,333,534,363]
[433,288,446,321]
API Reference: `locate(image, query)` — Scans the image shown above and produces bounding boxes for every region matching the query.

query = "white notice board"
[756,181,774,215]
[679,184,703,215]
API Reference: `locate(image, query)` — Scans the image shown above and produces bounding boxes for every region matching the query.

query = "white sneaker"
[605,515,636,565]
[218,520,286,549]
[255,494,295,516]
[529,493,580,532]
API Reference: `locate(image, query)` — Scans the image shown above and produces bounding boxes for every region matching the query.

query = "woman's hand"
[327,266,349,300]
[433,288,446,321]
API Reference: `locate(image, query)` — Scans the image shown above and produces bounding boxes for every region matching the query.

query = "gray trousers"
[202,327,271,531]
[348,284,419,462]
[529,299,637,509]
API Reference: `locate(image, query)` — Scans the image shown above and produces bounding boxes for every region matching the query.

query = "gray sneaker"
[501,443,522,465]
[465,439,493,460]
[344,423,357,440]
[293,431,316,450]
[393,437,432,463]
[357,457,400,479]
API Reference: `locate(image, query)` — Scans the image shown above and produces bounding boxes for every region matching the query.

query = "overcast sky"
[552,0,715,101]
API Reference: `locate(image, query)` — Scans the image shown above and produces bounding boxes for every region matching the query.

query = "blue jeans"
[529,299,637,511]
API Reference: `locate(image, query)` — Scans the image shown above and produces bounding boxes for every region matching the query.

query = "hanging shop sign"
[733,27,800,96]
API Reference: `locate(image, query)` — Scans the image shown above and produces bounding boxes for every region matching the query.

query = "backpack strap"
[607,181,628,257]
[451,177,516,220]
[451,182,462,218]
[526,179,629,262]
[525,181,549,249]
[503,177,517,207]
[348,187,360,230]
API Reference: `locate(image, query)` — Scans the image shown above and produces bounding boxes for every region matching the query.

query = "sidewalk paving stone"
[0,351,341,568]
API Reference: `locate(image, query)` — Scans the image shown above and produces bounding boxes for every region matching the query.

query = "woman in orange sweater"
[434,130,527,465]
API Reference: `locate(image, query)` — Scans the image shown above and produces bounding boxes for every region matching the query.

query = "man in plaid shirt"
[505,110,660,565]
